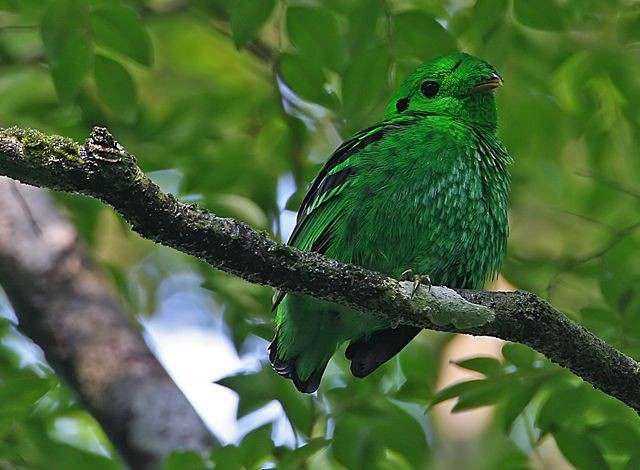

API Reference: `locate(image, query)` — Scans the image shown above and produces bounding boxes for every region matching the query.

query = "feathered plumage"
[270,52,511,393]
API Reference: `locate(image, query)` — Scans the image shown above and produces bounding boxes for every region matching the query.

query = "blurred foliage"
[0,317,119,468]
[0,0,639,468]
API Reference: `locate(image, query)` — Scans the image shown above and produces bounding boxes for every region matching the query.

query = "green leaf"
[211,445,244,469]
[200,424,276,468]
[30,440,118,470]
[554,429,607,470]
[94,54,138,122]
[278,52,330,106]
[216,371,272,419]
[451,379,509,412]
[216,366,314,435]
[236,424,273,468]
[471,0,508,37]
[273,374,315,436]
[332,414,381,470]
[341,44,389,124]
[501,342,536,369]
[626,455,640,470]
[372,403,430,467]
[513,0,564,31]
[277,439,330,468]
[432,376,518,413]
[454,356,503,376]
[395,380,433,404]
[164,450,208,470]
[399,340,439,384]
[48,35,93,102]
[40,0,89,60]
[591,420,640,456]
[391,11,456,64]
[537,385,592,432]
[332,401,429,469]
[396,340,439,402]
[40,0,92,101]
[230,0,276,48]
[0,374,53,413]
[600,237,640,317]
[287,6,344,72]
[91,3,153,66]
[499,383,537,432]
[346,0,384,56]
[431,379,486,407]
[617,9,640,49]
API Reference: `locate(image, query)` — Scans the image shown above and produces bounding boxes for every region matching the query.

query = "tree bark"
[0,125,639,416]
[0,177,216,469]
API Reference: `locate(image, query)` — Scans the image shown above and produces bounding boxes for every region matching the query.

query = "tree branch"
[0,126,638,414]
[0,178,216,468]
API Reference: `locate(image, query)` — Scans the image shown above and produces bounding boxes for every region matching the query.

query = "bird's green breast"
[323,115,510,289]
[274,114,510,381]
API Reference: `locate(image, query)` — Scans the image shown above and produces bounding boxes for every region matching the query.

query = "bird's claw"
[399,269,432,299]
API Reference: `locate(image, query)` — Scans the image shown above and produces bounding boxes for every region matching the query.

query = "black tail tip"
[345,325,421,378]
[345,337,387,378]
[268,334,325,393]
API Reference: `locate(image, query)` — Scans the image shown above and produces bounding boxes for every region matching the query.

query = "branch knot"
[83,127,132,164]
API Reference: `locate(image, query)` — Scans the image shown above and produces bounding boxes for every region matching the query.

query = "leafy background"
[1,0,640,468]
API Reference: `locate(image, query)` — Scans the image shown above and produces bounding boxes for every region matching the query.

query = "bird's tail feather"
[345,325,421,378]
[269,333,327,393]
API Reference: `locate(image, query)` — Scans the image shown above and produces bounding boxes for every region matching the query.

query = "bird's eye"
[396,97,409,112]
[421,81,439,98]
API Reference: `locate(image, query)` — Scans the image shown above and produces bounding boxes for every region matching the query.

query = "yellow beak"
[469,72,503,93]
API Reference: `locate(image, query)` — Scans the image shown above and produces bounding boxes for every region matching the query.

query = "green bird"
[269,52,511,393]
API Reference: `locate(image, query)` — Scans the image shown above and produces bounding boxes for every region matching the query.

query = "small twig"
[546,220,640,296]
[0,24,38,32]
[576,169,640,200]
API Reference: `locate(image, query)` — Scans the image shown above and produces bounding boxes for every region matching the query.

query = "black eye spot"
[421,81,439,98]
[396,97,409,112]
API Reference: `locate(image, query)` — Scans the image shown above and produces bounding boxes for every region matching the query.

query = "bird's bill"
[468,72,503,94]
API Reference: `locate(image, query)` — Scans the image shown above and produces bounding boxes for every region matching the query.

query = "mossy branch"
[1,126,639,413]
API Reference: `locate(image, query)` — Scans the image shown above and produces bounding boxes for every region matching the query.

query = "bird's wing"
[273,114,428,310]
[291,113,432,248]
[288,123,384,248]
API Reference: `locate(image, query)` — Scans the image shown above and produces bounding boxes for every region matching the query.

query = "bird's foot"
[399,269,432,299]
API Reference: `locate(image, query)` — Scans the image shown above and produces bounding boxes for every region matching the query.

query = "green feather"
[269,52,512,393]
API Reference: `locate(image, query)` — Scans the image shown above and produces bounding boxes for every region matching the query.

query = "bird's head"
[385,53,502,130]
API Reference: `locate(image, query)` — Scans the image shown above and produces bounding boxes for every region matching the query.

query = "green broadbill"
[269,52,511,393]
